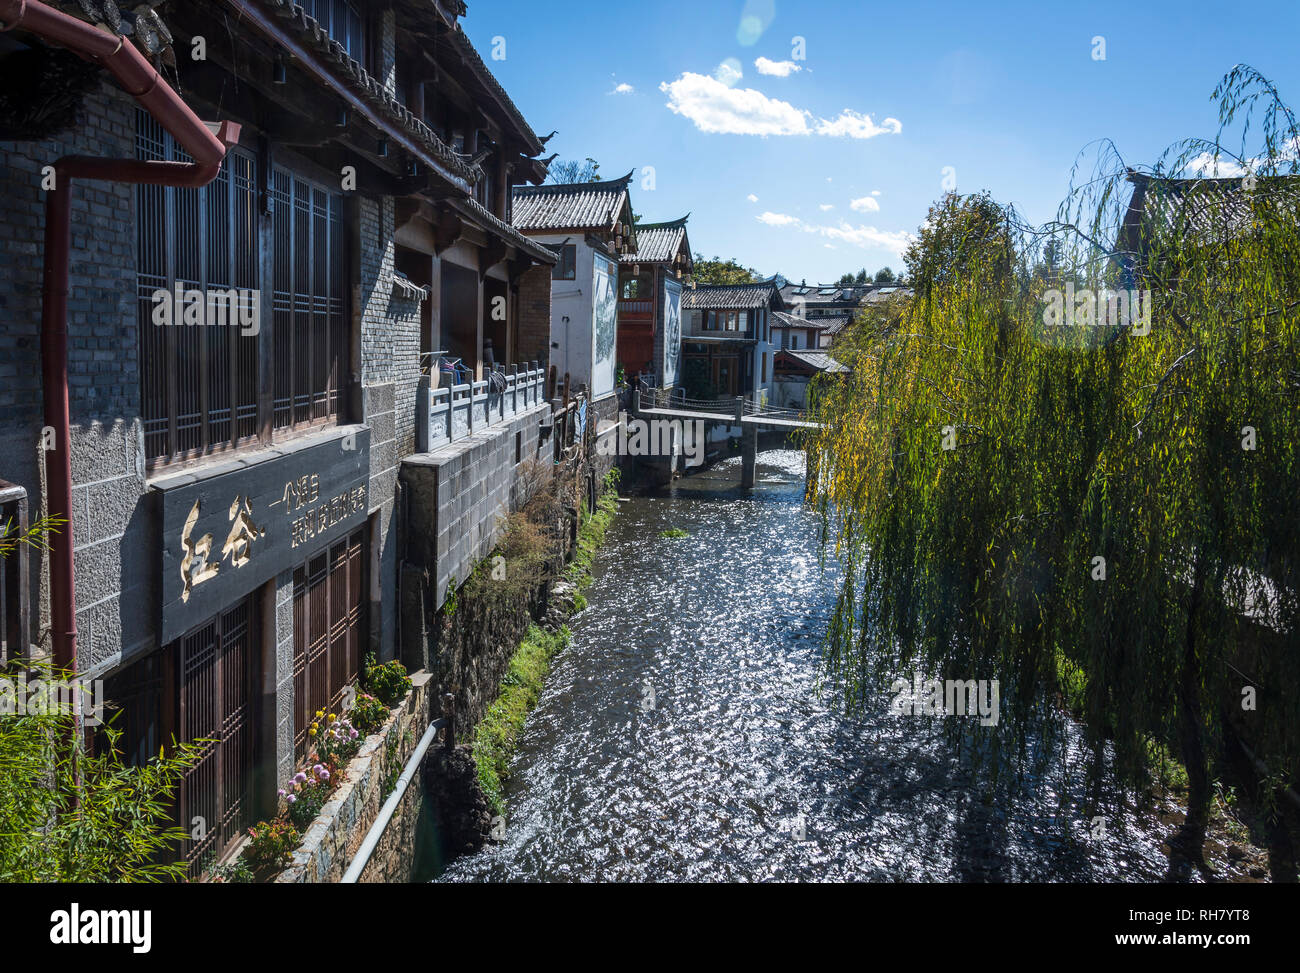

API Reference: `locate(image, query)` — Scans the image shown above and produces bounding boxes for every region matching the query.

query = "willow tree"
[805,66,1300,868]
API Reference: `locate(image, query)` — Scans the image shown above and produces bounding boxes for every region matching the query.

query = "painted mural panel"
[661,276,682,387]
[592,252,617,397]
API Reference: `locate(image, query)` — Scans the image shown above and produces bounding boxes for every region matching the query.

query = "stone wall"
[400,401,551,618]
[275,671,433,884]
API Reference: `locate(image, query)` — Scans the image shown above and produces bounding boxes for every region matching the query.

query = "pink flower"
[286,794,297,804]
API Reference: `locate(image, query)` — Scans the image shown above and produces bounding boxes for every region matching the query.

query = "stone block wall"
[276,671,432,884]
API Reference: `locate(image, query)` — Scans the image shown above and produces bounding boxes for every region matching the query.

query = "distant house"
[773,349,850,410]
[770,310,826,352]
[618,215,693,390]
[778,280,911,348]
[512,171,638,415]
[779,281,871,321]
[681,280,783,405]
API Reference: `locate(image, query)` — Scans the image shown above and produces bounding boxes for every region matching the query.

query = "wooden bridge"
[631,388,820,487]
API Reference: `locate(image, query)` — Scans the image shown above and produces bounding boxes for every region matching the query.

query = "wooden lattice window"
[136,111,260,465]
[174,596,256,879]
[270,167,347,432]
[292,528,364,758]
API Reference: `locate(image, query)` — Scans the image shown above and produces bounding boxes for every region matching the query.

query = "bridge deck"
[638,406,820,431]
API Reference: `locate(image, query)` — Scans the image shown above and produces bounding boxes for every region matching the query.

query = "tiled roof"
[512,171,635,233]
[446,196,558,265]
[779,350,850,373]
[771,311,828,330]
[444,22,544,156]
[682,281,781,310]
[620,215,690,265]
[259,0,480,188]
[1117,170,1300,280]
[819,314,852,336]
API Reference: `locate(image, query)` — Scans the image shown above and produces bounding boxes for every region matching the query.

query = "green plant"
[472,625,571,816]
[0,660,203,882]
[311,710,362,766]
[243,819,300,871]
[209,857,255,883]
[281,762,332,829]
[349,692,389,735]
[660,528,688,539]
[804,65,1300,859]
[364,658,412,707]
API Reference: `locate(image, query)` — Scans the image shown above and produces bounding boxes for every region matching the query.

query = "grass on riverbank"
[471,470,621,815]
[472,623,571,816]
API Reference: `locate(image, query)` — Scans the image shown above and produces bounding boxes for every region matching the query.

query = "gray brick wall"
[0,82,142,671]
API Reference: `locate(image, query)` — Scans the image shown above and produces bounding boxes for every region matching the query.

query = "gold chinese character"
[179,500,219,602]
[221,496,265,567]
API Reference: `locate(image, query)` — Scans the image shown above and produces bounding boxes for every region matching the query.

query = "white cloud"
[747,193,759,202]
[871,190,882,196]
[661,72,807,136]
[819,203,834,211]
[815,109,902,138]
[850,196,880,213]
[1184,138,1300,178]
[754,211,913,256]
[823,244,836,249]
[609,82,635,95]
[755,56,801,77]
[659,71,902,140]
[714,59,744,86]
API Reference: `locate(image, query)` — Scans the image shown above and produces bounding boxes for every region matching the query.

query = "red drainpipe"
[0,0,240,675]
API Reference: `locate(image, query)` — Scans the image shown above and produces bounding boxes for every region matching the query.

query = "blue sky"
[463,0,1300,284]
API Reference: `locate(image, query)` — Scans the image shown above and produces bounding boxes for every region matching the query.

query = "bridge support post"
[741,423,757,488]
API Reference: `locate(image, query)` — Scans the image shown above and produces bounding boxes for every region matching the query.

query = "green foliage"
[0,661,202,882]
[472,625,572,816]
[364,656,412,707]
[284,764,331,829]
[689,253,760,286]
[349,692,389,736]
[806,66,1300,845]
[311,712,362,766]
[0,513,65,560]
[243,819,300,871]
[208,857,255,883]
[660,528,689,539]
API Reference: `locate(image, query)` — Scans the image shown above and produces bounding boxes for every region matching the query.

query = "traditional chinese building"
[680,281,783,406]
[0,0,555,877]
[511,171,638,424]
[616,215,692,390]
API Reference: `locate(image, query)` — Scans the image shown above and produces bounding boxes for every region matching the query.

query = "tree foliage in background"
[689,253,760,286]
[804,66,1300,866]
[545,157,601,184]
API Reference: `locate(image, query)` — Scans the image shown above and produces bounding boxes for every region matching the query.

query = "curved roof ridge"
[515,169,636,195]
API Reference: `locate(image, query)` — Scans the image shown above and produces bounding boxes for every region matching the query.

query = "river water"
[437,448,1178,882]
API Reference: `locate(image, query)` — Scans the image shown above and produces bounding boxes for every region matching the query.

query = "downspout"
[0,0,240,676]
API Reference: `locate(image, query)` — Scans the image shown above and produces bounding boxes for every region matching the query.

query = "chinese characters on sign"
[161,429,370,643]
[179,495,265,603]
[287,484,367,550]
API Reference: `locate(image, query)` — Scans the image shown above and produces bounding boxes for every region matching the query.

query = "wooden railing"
[417,364,547,452]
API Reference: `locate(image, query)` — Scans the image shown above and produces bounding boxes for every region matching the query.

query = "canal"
[437,448,1175,882]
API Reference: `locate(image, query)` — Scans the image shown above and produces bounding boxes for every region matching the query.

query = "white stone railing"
[417,365,546,452]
